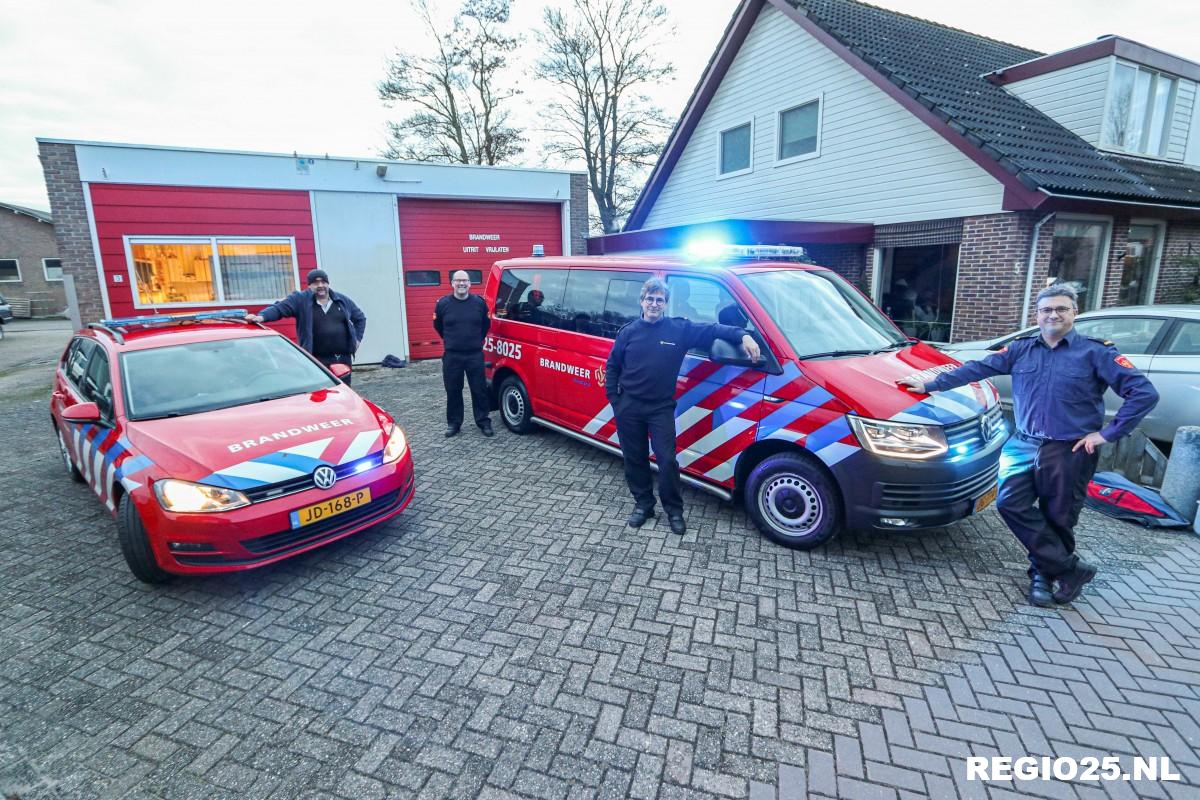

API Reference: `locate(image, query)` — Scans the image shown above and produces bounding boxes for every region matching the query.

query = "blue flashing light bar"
[682,242,810,262]
[101,309,250,329]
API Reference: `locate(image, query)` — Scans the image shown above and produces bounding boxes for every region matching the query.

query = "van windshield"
[741,269,907,359]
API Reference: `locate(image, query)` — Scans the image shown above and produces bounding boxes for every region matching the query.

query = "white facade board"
[311,192,408,363]
[642,4,1005,229]
[1008,58,1111,146]
[1168,79,1197,162]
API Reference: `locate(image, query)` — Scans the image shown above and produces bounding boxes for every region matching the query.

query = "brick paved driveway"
[2,363,1197,799]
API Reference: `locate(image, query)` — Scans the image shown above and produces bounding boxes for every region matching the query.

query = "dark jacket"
[258,289,367,355]
[433,294,490,352]
[606,316,746,404]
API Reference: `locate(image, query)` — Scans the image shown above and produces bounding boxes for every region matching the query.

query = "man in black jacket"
[246,269,366,385]
[606,278,761,535]
[434,270,494,438]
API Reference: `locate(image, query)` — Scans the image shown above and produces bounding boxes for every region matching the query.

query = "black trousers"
[613,395,683,516]
[316,353,352,386]
[996,438,1099,578]
[443,349,489,428]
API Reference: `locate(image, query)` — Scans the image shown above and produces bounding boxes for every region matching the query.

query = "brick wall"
[38,142,105,323]
[805,243,869,291]
[0,209,65,314]
[951,211,1050,342]
[1157,221,1200,303]
[569,174,588,257]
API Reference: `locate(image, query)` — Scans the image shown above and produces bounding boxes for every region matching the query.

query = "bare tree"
[379,0,523,164]
[536,0,675,233]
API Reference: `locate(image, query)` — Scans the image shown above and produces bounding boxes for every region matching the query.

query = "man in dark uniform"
[434,270,494,438]
[899,284,1157,607]
[606,278,762,536]
[246,269,366,386]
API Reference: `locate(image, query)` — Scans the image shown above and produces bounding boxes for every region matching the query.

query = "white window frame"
[42,257,64,282]
[1049,214,1113,312]
[775,95,823,166]
[1127,218,1166,304]
[0,257,21,283]
[1099,58,1179,159]
[123,235,301,309]
[716,119,755,179]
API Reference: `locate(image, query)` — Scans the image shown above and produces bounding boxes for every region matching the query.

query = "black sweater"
[605,317,746,403]
[434,294,491,352]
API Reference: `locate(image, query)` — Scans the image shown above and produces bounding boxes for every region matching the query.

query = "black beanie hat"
[307,269,329,285]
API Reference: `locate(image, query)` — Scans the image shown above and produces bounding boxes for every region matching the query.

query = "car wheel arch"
[733,439,844,513]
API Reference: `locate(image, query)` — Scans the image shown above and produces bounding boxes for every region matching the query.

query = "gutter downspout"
[1021,212,1055,328]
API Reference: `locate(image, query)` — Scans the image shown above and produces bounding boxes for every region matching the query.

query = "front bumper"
[139,455,415,575]
[834,433,1004,531]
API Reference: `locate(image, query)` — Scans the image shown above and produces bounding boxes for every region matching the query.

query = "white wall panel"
[1008,58,1111,146]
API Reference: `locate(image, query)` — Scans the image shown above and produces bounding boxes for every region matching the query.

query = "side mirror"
[62,402,101,423]
[709,337,783,375]
[329,363,352,379]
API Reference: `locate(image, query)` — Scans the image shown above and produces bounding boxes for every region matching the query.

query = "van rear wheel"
[499,376,534,434]
[745,453,841,549]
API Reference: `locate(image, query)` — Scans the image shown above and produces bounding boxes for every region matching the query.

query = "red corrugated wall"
[398,199,563,359]
[88,183,315,342]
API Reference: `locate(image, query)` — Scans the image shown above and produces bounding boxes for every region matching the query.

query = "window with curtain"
[127,238,297,307]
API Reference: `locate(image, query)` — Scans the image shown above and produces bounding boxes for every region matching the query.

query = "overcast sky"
[3,0,1198,212]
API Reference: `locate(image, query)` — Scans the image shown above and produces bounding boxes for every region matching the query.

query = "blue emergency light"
[100,309,250,328]
[683,242,810,262]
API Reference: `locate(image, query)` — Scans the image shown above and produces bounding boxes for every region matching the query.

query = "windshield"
[121,336,336,420]
[741,269,907,358]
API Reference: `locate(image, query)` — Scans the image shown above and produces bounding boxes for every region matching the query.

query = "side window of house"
[65,339,96,389]
[495,268,569,327]
[562,270,652,338]
[666,275,754,356]
[719,123,752,174]
[82,350,114,419]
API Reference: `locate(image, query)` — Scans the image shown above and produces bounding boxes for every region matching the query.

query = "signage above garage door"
[398,199,564,359]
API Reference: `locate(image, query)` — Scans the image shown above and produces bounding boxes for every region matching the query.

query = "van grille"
[879,462,999,509]
[943,404,1004,451]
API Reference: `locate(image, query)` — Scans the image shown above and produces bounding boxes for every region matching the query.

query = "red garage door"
[398,199,563,359]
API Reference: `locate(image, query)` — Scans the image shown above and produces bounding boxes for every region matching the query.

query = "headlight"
[153,479,250,513]
[382,423,408,463]
[848,416,947,460]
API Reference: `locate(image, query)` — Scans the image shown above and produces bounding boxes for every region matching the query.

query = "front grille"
[943,404,1004,451]
[242,455,384,502]
[879,462,999,509]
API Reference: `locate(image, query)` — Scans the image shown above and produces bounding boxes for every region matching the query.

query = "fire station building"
[38,138,587,361]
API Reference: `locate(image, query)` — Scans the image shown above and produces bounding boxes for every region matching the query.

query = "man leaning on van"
[606,278,761,536]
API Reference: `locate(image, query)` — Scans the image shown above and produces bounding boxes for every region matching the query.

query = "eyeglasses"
[1037,305,1074,315]
[642,296,667,305]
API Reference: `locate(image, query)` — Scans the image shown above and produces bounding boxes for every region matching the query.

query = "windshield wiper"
[870,341,915,354]
[798,349,876,360]
[136,411,187,420]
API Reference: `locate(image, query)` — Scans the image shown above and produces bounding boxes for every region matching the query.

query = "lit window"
[720,123,752,175]
[1103,63,1177,157]
[778,100,820,160]
[128,238,297,307]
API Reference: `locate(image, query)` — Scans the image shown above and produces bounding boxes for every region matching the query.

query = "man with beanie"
[246,269,367,385]
[434,270,494,438]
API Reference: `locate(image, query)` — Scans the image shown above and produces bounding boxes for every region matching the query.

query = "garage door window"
[126,237,298,308]
[447,269,483,285]
[406,271,441,287]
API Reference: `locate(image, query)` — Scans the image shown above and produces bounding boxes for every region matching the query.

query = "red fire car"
[50,310,414,583]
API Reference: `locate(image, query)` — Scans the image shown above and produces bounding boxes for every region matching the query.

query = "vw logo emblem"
[980,413,993,441]
[313,465,337,490]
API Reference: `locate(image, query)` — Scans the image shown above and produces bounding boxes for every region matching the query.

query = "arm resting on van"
[927,348,1017,392]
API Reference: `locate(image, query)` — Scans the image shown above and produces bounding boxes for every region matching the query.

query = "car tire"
[744,453,842,549]
[499,376,534,434]
[117,493,172,584]
[55,423,86,483]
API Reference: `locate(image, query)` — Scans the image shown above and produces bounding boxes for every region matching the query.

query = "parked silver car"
[940,305,1200,445]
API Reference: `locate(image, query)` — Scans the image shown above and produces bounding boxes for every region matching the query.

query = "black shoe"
[667,514,686,536]
[479,422,495,437]
[445,425,461,438]
[1028,572,1053,607]
[627,507,655,528]
[1053,561,1097,605]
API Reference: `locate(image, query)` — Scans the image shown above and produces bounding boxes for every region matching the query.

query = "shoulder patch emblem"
[1115,355,1134,369]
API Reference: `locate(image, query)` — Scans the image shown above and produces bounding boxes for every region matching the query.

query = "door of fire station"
[311,191,408,363]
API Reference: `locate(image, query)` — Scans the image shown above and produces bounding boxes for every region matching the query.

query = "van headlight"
[154,479,250,513]
[848,416,947,460]
[382,423,408,463]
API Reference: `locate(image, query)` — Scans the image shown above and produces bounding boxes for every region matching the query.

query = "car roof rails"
[90,309,251,344]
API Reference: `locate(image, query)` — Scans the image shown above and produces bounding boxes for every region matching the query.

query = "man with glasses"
[606,278,762,536]
[434,270,493,438]
[899,284,1157,607]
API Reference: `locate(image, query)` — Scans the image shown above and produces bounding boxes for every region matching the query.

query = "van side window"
[667,276,755,356]
[563,270,652,338]
[496,268,569,327]
[82,350,114,420]
[65,338,96,389]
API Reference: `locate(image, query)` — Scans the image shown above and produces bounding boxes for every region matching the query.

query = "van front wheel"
[745,453,841,549]
[499,376,534,434]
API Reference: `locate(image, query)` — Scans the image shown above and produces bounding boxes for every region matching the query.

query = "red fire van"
[482,246,1004,549]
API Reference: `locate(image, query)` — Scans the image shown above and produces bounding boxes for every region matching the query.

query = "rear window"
[121,336,335,420]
